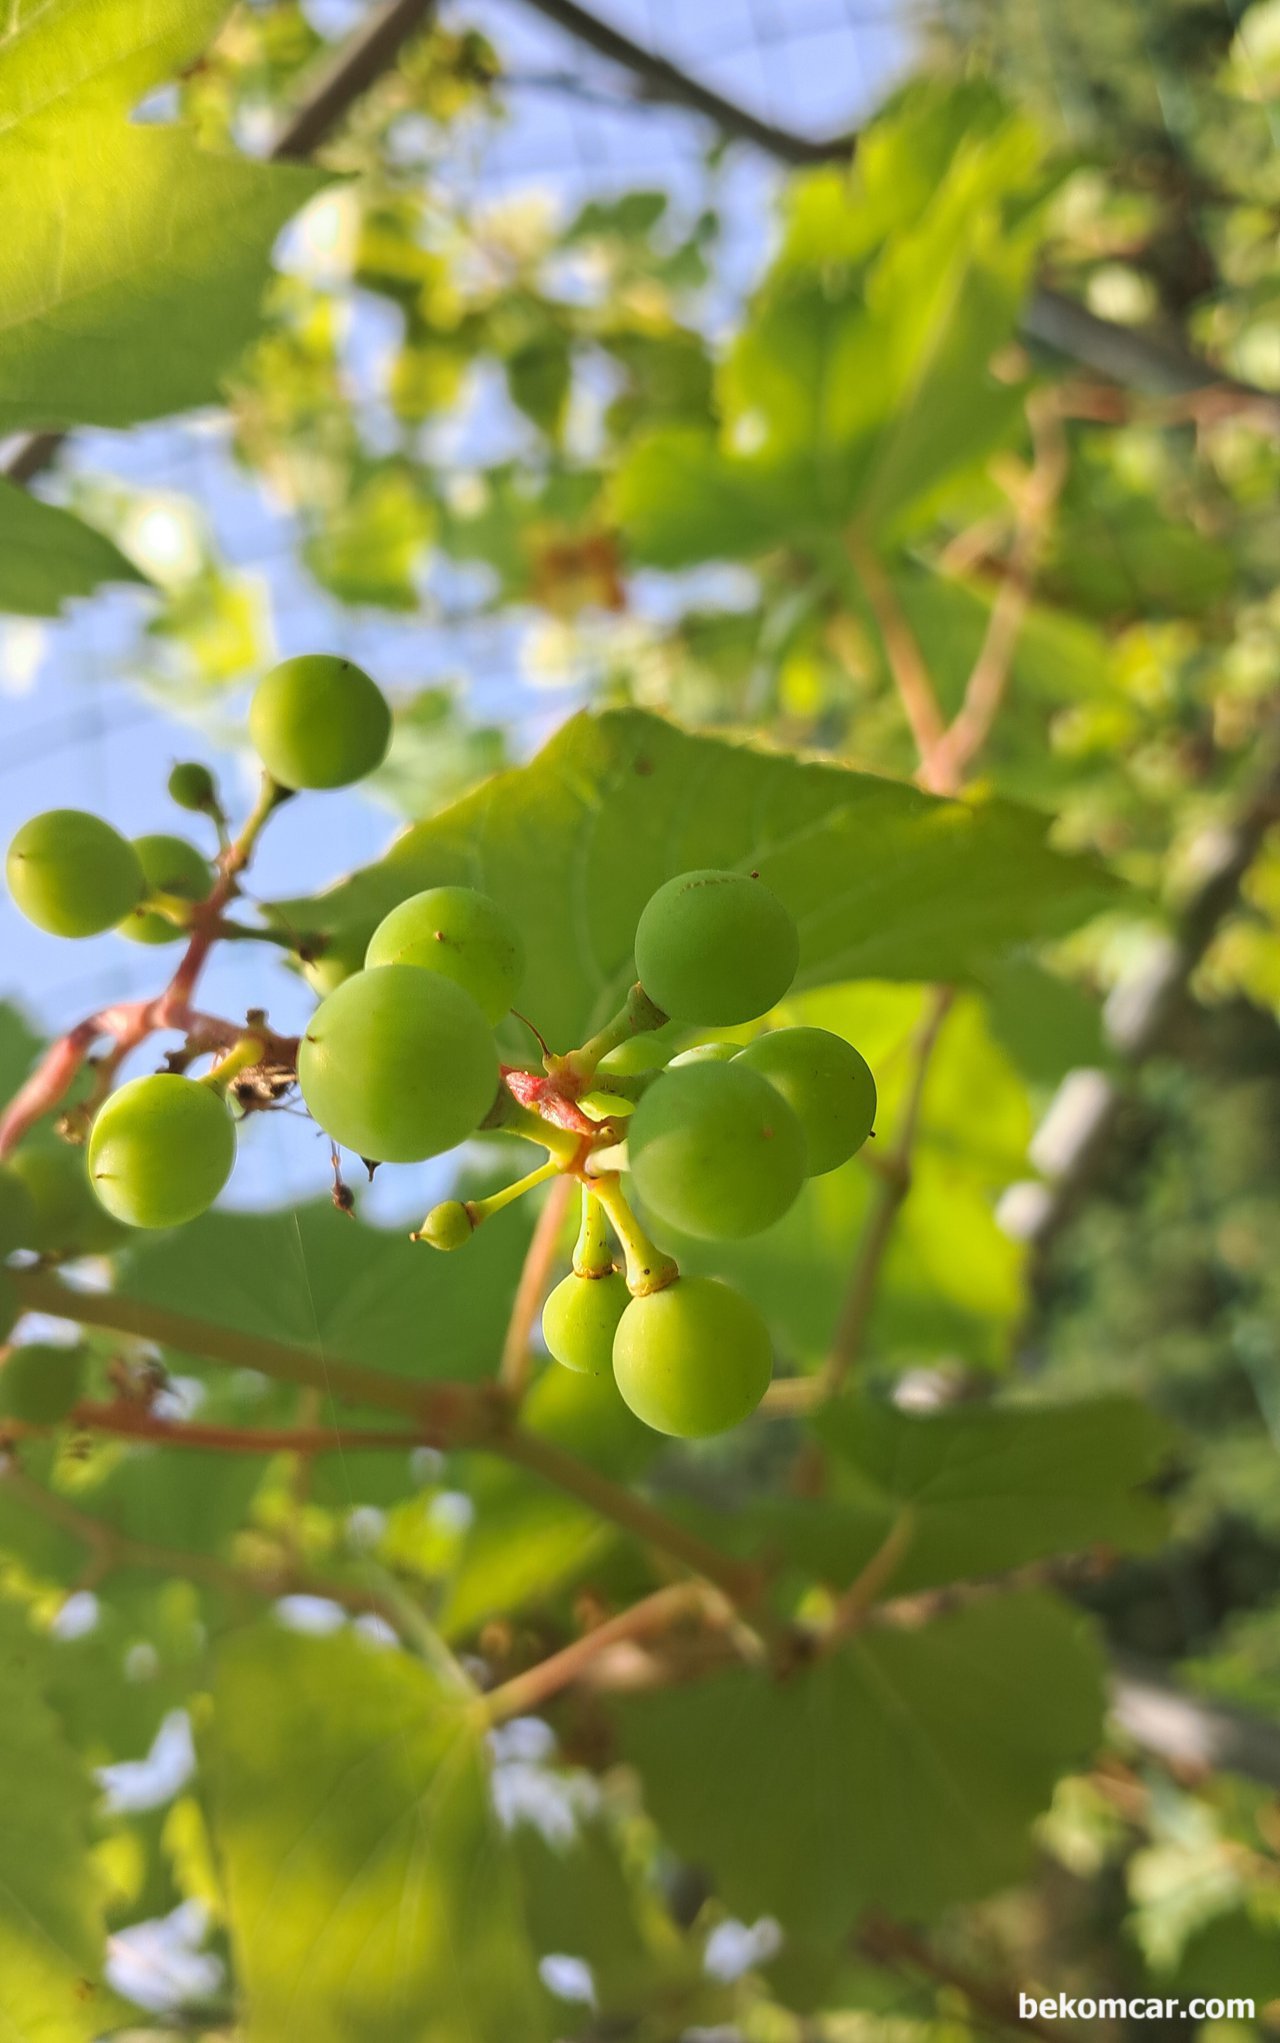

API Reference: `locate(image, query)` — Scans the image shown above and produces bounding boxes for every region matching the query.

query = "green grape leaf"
[979,955,1109,1087]
[44,1579,209,1765]
[0,1600,106,2038]
[0,479,147,617]
[611,424,797,568]
[618,1591,1104,1932]
[108,1198,532,1390]
[752,1393,1173,1594]
[211,1624,552,2043]
[512,1804,719,2026]
[0,0,325,434]
[614,87,1047,564]
[270,709,1121,1057]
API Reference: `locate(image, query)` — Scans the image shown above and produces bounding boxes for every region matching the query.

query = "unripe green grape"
[7,811,144,939]
[0,1343,87,1425]
[118,834,213,946]
[634,869,798,1027]
[669,1040,741,1068]
[612,1276,772,1437]
[417,1200,474,1251]
[0,1271,15,1343]
[366,887,524,1025]
[88,1075,236,1230]
[8,1143,125,1257]
[542,1270,628,1375]
[735,1027,876,1176]
[167,761,218,813]
[0,1167,35,1257]
[628,1061,806,1241]
[597,1032,672,1078]
[249,653,391,790]
[298,965,498,1164]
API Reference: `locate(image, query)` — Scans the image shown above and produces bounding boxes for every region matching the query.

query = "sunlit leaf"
[0,1600,105,2038]
[212,1624,551,2042]
[619,1591,1104,1932]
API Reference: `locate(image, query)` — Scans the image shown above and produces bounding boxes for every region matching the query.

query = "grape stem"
[552,981,667,1087]
[201,1034,268,1097]
[589,1173,678,1295]
[572,1186,615,1277]
[497,1173,575,1397]
[482,1581,734,1724]
[471,1157,563,1225]
[827,1507,917,1637]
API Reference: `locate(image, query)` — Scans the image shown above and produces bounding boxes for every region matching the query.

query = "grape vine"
[1,654,878,1445]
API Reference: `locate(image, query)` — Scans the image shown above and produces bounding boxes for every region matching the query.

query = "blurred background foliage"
[4,0,1280,2036]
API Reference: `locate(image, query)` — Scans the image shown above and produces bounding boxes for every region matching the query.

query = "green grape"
[735,1027,877,1175]
[88,1075,236,1229]
[0,1166,35,1257]
[0,1343,87,1425]
[0,1271,15,1344]
[167,762,217,813]
[627,1061,806,1240]
[634,869,798,1026]
[118,834,213,946]
[301,927,369,998]
[669,1040,741,1067]
[417,1200,474,1250]
[9,1143,125,1256]
[6,810,144,939]
[298,965,498,1164]
[366,887,524,1025]
[542,1269,629,1375]
[597,1032,672,1078]
[612,1276,772,1437]
[249,653,392,790]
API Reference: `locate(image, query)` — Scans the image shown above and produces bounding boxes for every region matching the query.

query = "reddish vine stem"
[482,1581,726,1722]
[63,1402,419,1457]
[921,395,1068,795]
[498,1172,575,1398]
[847,525,948,767]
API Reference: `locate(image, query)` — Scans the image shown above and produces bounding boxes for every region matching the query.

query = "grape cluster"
[2,651,877,1448]
[528,869,876,1438]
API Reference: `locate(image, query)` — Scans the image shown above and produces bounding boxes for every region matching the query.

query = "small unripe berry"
[168,762,218,813]
[415,1201,474,1251]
